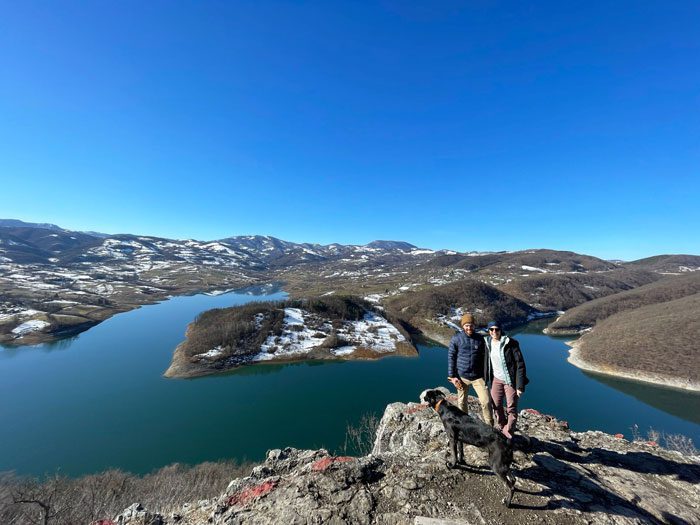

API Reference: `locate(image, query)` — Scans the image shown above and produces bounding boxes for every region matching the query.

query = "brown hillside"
[573,293,700,387]
[549,272,700,334]
[501,269,661,311]
[385,279,536,344]
[426,249,618,274]
[624,254,700,273]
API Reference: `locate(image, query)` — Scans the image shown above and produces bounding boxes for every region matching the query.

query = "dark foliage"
[183,302,284,359]
[286,296,371,322]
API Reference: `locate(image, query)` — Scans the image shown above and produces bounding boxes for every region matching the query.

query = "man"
[447,313,494,426]
[484,320,529,439]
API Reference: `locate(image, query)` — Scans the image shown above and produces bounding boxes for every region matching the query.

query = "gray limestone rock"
[116,393,700,525]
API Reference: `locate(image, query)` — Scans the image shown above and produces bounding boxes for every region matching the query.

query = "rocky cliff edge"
[114,394,700,525]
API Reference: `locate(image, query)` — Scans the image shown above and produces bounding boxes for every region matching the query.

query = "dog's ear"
[421,389,445,407]
[419,389,430,405]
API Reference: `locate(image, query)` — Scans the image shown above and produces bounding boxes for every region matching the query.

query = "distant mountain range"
[1,219,698,349]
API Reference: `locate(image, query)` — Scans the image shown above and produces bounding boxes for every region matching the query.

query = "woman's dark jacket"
[448,331,485,380]
[484,335,529,392]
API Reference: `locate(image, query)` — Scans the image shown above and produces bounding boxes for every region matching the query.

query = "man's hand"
[448,377,464,391]
[516,389,523,397]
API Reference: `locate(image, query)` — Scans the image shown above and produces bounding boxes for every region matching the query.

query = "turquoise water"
[1,291,698,477]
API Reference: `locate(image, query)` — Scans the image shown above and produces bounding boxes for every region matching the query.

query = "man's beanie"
[460,313,475,326]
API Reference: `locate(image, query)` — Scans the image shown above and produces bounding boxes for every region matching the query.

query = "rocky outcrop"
[114,394,700,524]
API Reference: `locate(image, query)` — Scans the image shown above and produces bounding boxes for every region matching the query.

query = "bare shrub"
[630,424,697,455]
[0,460,254,524]
[342,413,381,456]
[647,428,660,444]
[318,331,351,350]
[663,433,698,455]
[630,424,641,442]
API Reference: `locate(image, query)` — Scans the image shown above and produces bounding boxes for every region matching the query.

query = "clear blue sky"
[1,1,698,260]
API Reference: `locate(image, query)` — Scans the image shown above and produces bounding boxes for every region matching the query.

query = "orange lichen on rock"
[311,456,354,472]
[226,479,278,507]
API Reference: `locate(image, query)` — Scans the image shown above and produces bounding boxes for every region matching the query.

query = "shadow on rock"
[520,436,700,483]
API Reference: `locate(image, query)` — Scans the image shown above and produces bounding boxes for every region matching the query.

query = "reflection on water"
[203,359,339,379]
[1,287,699,478]
[584,371,700,425]
[41,334,82,352]
[0,330,82,354]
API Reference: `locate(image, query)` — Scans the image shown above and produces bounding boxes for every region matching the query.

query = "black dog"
[420,388,516,507]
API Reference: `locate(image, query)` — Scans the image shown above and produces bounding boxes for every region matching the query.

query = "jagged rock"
[116,502,165,525]
[116,394,700,524]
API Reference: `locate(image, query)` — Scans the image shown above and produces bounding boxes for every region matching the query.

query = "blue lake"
[1,289,698,477]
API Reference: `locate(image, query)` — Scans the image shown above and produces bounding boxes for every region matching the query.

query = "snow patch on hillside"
[252,308,405,361]
[521,265,547,273]
[256,308,320,360]
[333,312,406,354]
[12,320,50,335]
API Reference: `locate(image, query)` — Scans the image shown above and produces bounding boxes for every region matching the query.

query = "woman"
[484,320,529,439]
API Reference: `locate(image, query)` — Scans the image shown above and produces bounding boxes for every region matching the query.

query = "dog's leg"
[489,447,516,507]
[446,430,459,469]
[457,440,465,465]
[493,467,515,507]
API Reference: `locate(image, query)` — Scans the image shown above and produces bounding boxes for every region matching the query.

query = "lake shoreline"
[566,339,700,393]
[0,281,280,348]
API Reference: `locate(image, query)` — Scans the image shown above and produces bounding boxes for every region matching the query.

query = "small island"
[164,295,417,378]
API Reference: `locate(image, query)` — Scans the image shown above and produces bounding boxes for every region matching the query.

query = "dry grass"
[624,254,700,272]
[549,273,700,333]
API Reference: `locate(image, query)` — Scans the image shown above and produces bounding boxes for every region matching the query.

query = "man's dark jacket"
[448,331,485,380]
[484,335,529,392]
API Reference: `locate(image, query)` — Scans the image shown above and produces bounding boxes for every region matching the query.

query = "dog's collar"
[434,399,445,412]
